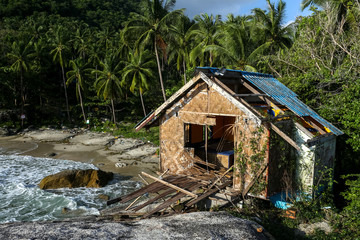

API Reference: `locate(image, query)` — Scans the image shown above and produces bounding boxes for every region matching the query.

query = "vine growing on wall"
[235,125,268,196]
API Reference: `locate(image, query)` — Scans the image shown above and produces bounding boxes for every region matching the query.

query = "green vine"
[235,125,268,195]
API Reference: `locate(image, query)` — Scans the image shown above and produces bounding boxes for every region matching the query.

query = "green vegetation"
[1,0,360,237]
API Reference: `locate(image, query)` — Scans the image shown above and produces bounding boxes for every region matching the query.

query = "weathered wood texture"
[233,116,269,198]
[159,82,247,175]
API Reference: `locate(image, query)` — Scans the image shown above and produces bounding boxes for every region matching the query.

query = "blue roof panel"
[197,67,343,136]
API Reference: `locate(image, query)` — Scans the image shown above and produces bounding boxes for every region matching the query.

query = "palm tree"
[123,0,184,101]
[49,26,71,122]
[248,0,294,61]
[204,14,256,71]
[73,27,91,60]
[187,13,223,67]
[7,40,34,126]
[66,59,89,122]
[168,15,193,84]
[92,54,123,123]
[122,50,156,116]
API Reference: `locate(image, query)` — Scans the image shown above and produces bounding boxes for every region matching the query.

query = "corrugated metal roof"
[197,67,343,136]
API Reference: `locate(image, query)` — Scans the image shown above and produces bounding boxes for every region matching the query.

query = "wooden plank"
[270,123,301,151]
[132,188,177,212]
[185,181,232,207]
[132,178,198,212]
[107,175,183,205]
[233,94,267,97]
[242,164,268,197]
[141,172,198,198]
[207,165,233,190]
[142,182,203,218]
[124,170,171,211]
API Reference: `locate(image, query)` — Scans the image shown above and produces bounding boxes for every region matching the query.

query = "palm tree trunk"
[111,99,116,123]
[183,59,187,85]
[139,89,146,117]
[20,67,24,127]
[78,85,86,122]
[154,41,167,101]
[61,65,71,122]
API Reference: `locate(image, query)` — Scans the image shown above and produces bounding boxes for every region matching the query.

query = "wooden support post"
[141,172,198,198]
[270,123,300,151]
[205,124,209,173]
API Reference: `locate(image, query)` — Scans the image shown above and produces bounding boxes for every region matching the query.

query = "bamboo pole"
[141,172,198,198]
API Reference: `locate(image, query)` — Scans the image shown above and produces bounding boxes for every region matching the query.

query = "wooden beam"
[303,117,326,134]
[185,181,232,207]
[142,182,203,218]
[294,122,314,139]
[233,94,267,97]
[270,123,301,151]
[141,172,198,198]
[242,164,268,198]
[211,76,264,119]
[242,81,284,114]
[207,165,233,190]
[306,133,335,147]
[199,73,262,123]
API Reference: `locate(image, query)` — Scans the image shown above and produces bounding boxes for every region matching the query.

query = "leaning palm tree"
[122,50,156,117]
[248,0,294,62]
[123,0,184,101]
[7,39,34,126]
[92,54,123,123]
[66,59,89,122]
[49,26,71,122]
[187,13,223,67]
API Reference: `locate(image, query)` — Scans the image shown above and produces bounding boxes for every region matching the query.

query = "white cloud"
[174,0,259,19]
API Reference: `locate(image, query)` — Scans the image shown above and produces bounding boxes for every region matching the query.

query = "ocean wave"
[0,155,140,223]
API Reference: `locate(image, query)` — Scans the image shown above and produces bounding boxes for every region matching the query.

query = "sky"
[173,0,313,25]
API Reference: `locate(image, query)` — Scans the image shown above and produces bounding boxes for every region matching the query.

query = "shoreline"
[0,128,160,180]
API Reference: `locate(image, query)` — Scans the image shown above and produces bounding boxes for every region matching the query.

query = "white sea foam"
[0,155,141,223]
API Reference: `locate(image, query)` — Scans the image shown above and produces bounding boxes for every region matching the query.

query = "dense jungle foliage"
[1,0,360,237]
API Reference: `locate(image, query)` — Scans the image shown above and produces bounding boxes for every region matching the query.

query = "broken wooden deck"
[106,167,233,219]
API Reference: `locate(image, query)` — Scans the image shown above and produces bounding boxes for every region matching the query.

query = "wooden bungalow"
[135,67,343,200]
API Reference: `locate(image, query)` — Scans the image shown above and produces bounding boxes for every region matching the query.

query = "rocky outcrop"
[0,212,270,240]
[39,169,113,189]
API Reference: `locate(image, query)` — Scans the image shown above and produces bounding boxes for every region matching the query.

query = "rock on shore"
[39,169,113,189]
[0,212,269,240]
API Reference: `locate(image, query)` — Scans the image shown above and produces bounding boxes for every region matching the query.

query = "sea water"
[0,154,141,223]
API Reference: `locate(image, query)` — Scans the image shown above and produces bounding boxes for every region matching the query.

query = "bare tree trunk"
[183,59,187,85]
[78,85,86,122]
[139,89,146,117]
[154,41,167,101]
[111,99,116,123]
[61,65,71,122]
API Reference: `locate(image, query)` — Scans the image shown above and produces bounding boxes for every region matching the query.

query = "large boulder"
[39,169,113,189]
[0,212,270,240]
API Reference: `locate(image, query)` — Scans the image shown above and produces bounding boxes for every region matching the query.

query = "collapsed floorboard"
[106,168,233,219]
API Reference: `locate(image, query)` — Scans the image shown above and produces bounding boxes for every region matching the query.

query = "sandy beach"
[0,128,160,180]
